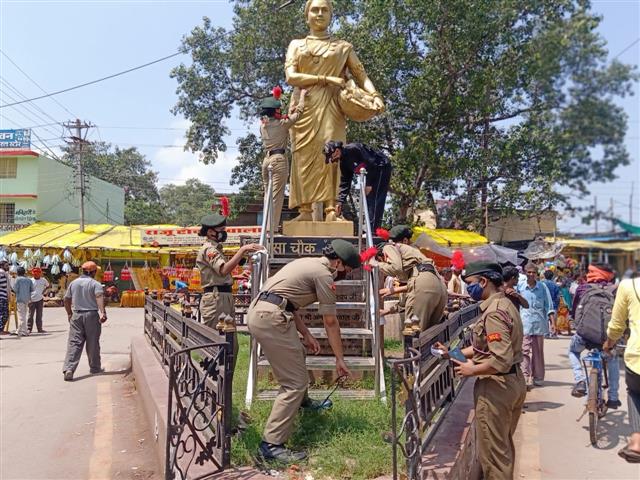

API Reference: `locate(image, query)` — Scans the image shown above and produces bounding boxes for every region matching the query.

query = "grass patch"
[231,334,395,479]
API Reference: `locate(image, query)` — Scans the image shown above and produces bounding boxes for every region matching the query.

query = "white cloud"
[152,119,240,194]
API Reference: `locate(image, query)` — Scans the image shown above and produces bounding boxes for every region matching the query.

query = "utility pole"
[63,119,92,232]
[594,196,598,234]
[631,182,635,224]
[610,197,614,232]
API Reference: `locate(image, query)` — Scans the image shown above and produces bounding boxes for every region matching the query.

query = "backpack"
[574,284,616,346]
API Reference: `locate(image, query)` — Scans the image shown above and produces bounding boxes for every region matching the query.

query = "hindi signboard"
[140,225,262,247]
[0,129,31,149]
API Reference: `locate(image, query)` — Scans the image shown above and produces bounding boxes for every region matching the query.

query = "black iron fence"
[143,296,235,479]
[388,304,480,479]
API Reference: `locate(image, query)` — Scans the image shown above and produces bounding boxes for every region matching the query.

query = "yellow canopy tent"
[412,227,489,247]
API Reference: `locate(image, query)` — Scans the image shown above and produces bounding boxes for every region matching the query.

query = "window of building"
[0,157,18,178]
[0,203,15,223]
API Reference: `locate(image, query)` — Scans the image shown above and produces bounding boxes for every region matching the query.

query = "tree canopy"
[61,142,164,225]
[172,0,637,231]
[159,178,218,227]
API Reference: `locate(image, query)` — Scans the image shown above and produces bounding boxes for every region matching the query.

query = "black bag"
[574,284,617,346]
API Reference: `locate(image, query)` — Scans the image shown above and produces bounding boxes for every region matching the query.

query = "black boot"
[258,441,307,463]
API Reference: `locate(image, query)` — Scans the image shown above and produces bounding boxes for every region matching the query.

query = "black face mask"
[335,269,348,281]
[216,231,228,243]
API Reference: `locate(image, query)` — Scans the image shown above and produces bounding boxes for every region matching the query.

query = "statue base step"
[282,219,353,237]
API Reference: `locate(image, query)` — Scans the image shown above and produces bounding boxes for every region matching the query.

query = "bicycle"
[581,348,609,446]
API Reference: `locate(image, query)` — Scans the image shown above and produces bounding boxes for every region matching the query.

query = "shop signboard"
[0,129,31,149]
[141,226,262,246]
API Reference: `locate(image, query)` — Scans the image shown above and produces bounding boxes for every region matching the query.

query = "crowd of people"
[0,261,50,337]
[426,256,640,476]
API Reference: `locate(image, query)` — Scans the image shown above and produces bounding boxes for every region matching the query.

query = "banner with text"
[0,129,31,149]
[141,226,262,246]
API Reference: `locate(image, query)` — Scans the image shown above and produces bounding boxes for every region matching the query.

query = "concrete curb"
[131,335,168,473]
[421,379,481,480]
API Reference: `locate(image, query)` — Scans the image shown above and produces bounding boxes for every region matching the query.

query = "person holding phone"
[434,262,525,480]
[62,261,108,382]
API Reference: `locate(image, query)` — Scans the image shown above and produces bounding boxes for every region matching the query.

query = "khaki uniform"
[195,241,238,367]
[471,292,526,480]
[379,243,448,331]
[247,257,336,445]
[260,98,305,230]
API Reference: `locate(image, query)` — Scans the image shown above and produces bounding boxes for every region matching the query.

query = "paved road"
[515,336,640,480]
[0,307,160,480]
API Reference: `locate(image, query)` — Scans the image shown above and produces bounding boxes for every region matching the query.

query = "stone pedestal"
[282,219,353,237]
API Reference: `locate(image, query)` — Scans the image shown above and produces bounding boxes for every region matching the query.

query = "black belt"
[257,291,296,312]
[416,263,437,274]
[496,364,519,376]
[203,285,232,293]
[268,148,286,156]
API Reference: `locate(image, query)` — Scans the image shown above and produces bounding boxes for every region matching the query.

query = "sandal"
[617,445,640,463]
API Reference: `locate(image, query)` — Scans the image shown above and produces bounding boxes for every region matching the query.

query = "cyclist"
[569,263,621,409]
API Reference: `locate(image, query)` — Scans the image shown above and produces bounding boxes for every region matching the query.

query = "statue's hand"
[373,96,385,111]
[327,76,345,88]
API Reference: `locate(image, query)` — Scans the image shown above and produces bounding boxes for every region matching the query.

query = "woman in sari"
[285,0,384,221]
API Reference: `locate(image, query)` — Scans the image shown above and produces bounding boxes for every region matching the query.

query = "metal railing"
[357,170,385,400]
[143,296,235,478]
[387,303,480,479]
[245,167,274,408]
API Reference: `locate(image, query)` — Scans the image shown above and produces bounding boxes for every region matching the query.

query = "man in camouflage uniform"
[260,88,306,230]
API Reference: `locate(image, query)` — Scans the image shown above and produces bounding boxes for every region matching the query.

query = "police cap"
[330,239,361,269]
[389,225,413,242]
[260,97,282,110]
[199,214,226,236]
[462,262,503,281]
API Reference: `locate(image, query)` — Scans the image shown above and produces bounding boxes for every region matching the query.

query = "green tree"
[171,0,636,231]
[62,142,164,225]
[159,178,218,226]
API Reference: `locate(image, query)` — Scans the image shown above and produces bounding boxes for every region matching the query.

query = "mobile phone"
[448,346,467,363]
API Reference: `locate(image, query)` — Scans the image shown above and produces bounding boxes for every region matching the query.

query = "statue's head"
[305,0,333,31]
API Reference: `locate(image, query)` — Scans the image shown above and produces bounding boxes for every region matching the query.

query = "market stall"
[0,222,253,307]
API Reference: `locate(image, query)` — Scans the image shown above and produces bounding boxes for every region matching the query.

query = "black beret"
[330,239,361,269]
[389,225,412,241]
[462,262,503,281]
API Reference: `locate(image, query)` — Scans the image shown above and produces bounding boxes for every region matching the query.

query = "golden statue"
[285,0,384,222]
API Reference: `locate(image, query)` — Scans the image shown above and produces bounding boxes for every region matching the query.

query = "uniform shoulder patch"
[207,249,220,259]
[487,332,502,343]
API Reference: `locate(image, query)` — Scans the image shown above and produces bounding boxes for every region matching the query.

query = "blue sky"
[0,0,637,233]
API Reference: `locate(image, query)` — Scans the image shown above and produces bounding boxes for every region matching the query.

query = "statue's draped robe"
[285,37,355,209]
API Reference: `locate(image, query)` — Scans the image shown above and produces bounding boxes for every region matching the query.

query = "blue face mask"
[467,282,484,301]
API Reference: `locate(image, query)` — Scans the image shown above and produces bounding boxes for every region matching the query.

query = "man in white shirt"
[28,267,49,333]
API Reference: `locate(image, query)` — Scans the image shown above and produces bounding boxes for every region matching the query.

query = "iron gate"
[165,342,233,480]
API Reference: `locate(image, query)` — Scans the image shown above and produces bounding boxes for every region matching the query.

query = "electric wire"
[0,49,77,117]
[0,51,183,108]
[0,76,62,128]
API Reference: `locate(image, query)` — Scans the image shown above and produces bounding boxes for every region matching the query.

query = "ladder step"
[258,355,375,370]
[256,388,376,401]
[237,326,371,338]
[303,301,366,310]
[307,327,372,339]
